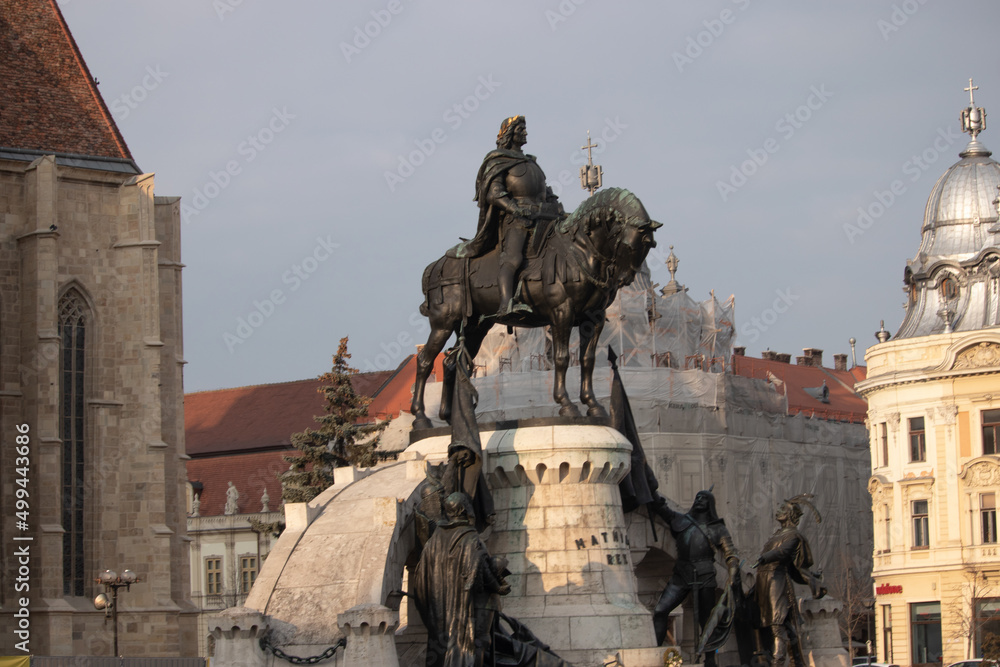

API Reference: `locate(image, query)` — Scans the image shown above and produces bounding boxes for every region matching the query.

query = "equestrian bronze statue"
[410,117,660,429]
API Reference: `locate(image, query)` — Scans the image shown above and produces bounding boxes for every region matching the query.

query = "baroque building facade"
[858,83,1000,667]
[0,1,195,656]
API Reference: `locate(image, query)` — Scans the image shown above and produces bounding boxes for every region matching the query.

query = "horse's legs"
[411,326,453,430]
[578,310,607,417]
[550,305,580,417]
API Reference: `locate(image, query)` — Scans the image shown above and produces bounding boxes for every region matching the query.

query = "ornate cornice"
[954,342,1000,370]
[935,333,1000,372]
[911,250,1000,282]
[485,424,632,487]
[858,332,1000,396]
[897,473,934,500]
[487,458,630,487]
[899,472,935,484]
[868,475,893,503]
[935,404,959,425]
[958,456,1000,487]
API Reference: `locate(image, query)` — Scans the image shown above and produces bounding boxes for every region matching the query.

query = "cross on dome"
[961,78,987,141]
[966,78,979,106]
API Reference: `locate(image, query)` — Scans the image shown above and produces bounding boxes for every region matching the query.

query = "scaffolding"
[473,263,736,376]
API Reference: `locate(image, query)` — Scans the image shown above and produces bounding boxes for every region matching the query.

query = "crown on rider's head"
[497,115,525,142]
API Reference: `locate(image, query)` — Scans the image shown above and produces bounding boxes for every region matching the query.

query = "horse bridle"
[573,209,642,289]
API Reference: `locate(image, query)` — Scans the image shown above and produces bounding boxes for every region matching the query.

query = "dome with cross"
[896,79,1000,339]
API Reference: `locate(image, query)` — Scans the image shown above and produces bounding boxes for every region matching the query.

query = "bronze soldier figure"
[457,115,564,316]
[652,489,740,667]
[412,492,510,667]
[753,495,826,667]
[411,491,571,667]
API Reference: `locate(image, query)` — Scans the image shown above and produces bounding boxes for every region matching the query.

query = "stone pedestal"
[484,424,660,666]
[616,647,679,665]
[338,604,401,667]
[206,608,271,667]
[800,597,849,667]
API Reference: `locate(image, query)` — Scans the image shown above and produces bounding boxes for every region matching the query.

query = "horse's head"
[562,188,661,286]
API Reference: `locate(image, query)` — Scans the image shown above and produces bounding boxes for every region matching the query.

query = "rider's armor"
[488,159,559,314]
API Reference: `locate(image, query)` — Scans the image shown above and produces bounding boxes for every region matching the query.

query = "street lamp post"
[93,568,138,657]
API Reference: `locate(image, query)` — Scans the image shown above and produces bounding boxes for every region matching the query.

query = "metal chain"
[259,635,346,665]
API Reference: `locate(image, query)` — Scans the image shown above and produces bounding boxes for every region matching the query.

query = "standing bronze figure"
[412,492,510,666]
[651,489,740,667]
[753,495,826,667]
[412,489,573,667]
[410,117,661,428]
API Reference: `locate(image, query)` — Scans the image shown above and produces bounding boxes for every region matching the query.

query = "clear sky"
[59,0,1000,392]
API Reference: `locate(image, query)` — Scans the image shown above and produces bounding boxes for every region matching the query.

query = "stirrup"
[507,280,532,315]
[495,299,532,318]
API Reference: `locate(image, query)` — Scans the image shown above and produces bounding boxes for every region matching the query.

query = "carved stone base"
[800,597,849,667]
[484,424,659,666]
[206,607,270,667]
[338,604,400,667]
[615,646,682,665]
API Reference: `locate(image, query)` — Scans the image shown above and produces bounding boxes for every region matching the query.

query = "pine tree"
[280,337,392,503]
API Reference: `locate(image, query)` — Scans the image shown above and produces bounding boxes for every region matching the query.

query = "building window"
[882,604,893,663]
[59,290,87,597]
[206,558,222,595]
[909,417,926,462]
[910,602,942,666]
[976,599,1000,657]
[912,499,929,549]
[983,409,1000,455]
[983,493,998,544]
[880,422,889,467]
[240,556,258,594]
[884,504,892,552]
[941,276,959,300]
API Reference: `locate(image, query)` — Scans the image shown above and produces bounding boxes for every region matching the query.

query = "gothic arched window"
[59,290,87,596]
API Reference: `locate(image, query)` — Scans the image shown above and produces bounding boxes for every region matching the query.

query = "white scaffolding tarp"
[472,366,786,427]
[474,263,736,376]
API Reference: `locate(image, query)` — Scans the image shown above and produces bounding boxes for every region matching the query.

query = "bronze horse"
[410,187,660,429]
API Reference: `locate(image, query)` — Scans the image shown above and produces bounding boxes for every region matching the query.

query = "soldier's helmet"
[691,489,720,521]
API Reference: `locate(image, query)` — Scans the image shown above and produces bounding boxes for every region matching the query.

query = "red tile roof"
[367,354,430,420]
[0,0,132,159]
[184,356,416,457]
[187,450,290,517]
[184,357,425,515]
[731,354,868,423]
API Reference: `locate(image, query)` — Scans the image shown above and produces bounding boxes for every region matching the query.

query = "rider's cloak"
[448,149,535,259]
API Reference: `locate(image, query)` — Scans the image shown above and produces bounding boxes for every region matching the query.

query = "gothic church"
[0,0,195,656]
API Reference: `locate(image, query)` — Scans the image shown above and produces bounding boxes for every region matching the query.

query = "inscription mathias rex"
[573,529,631,566]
